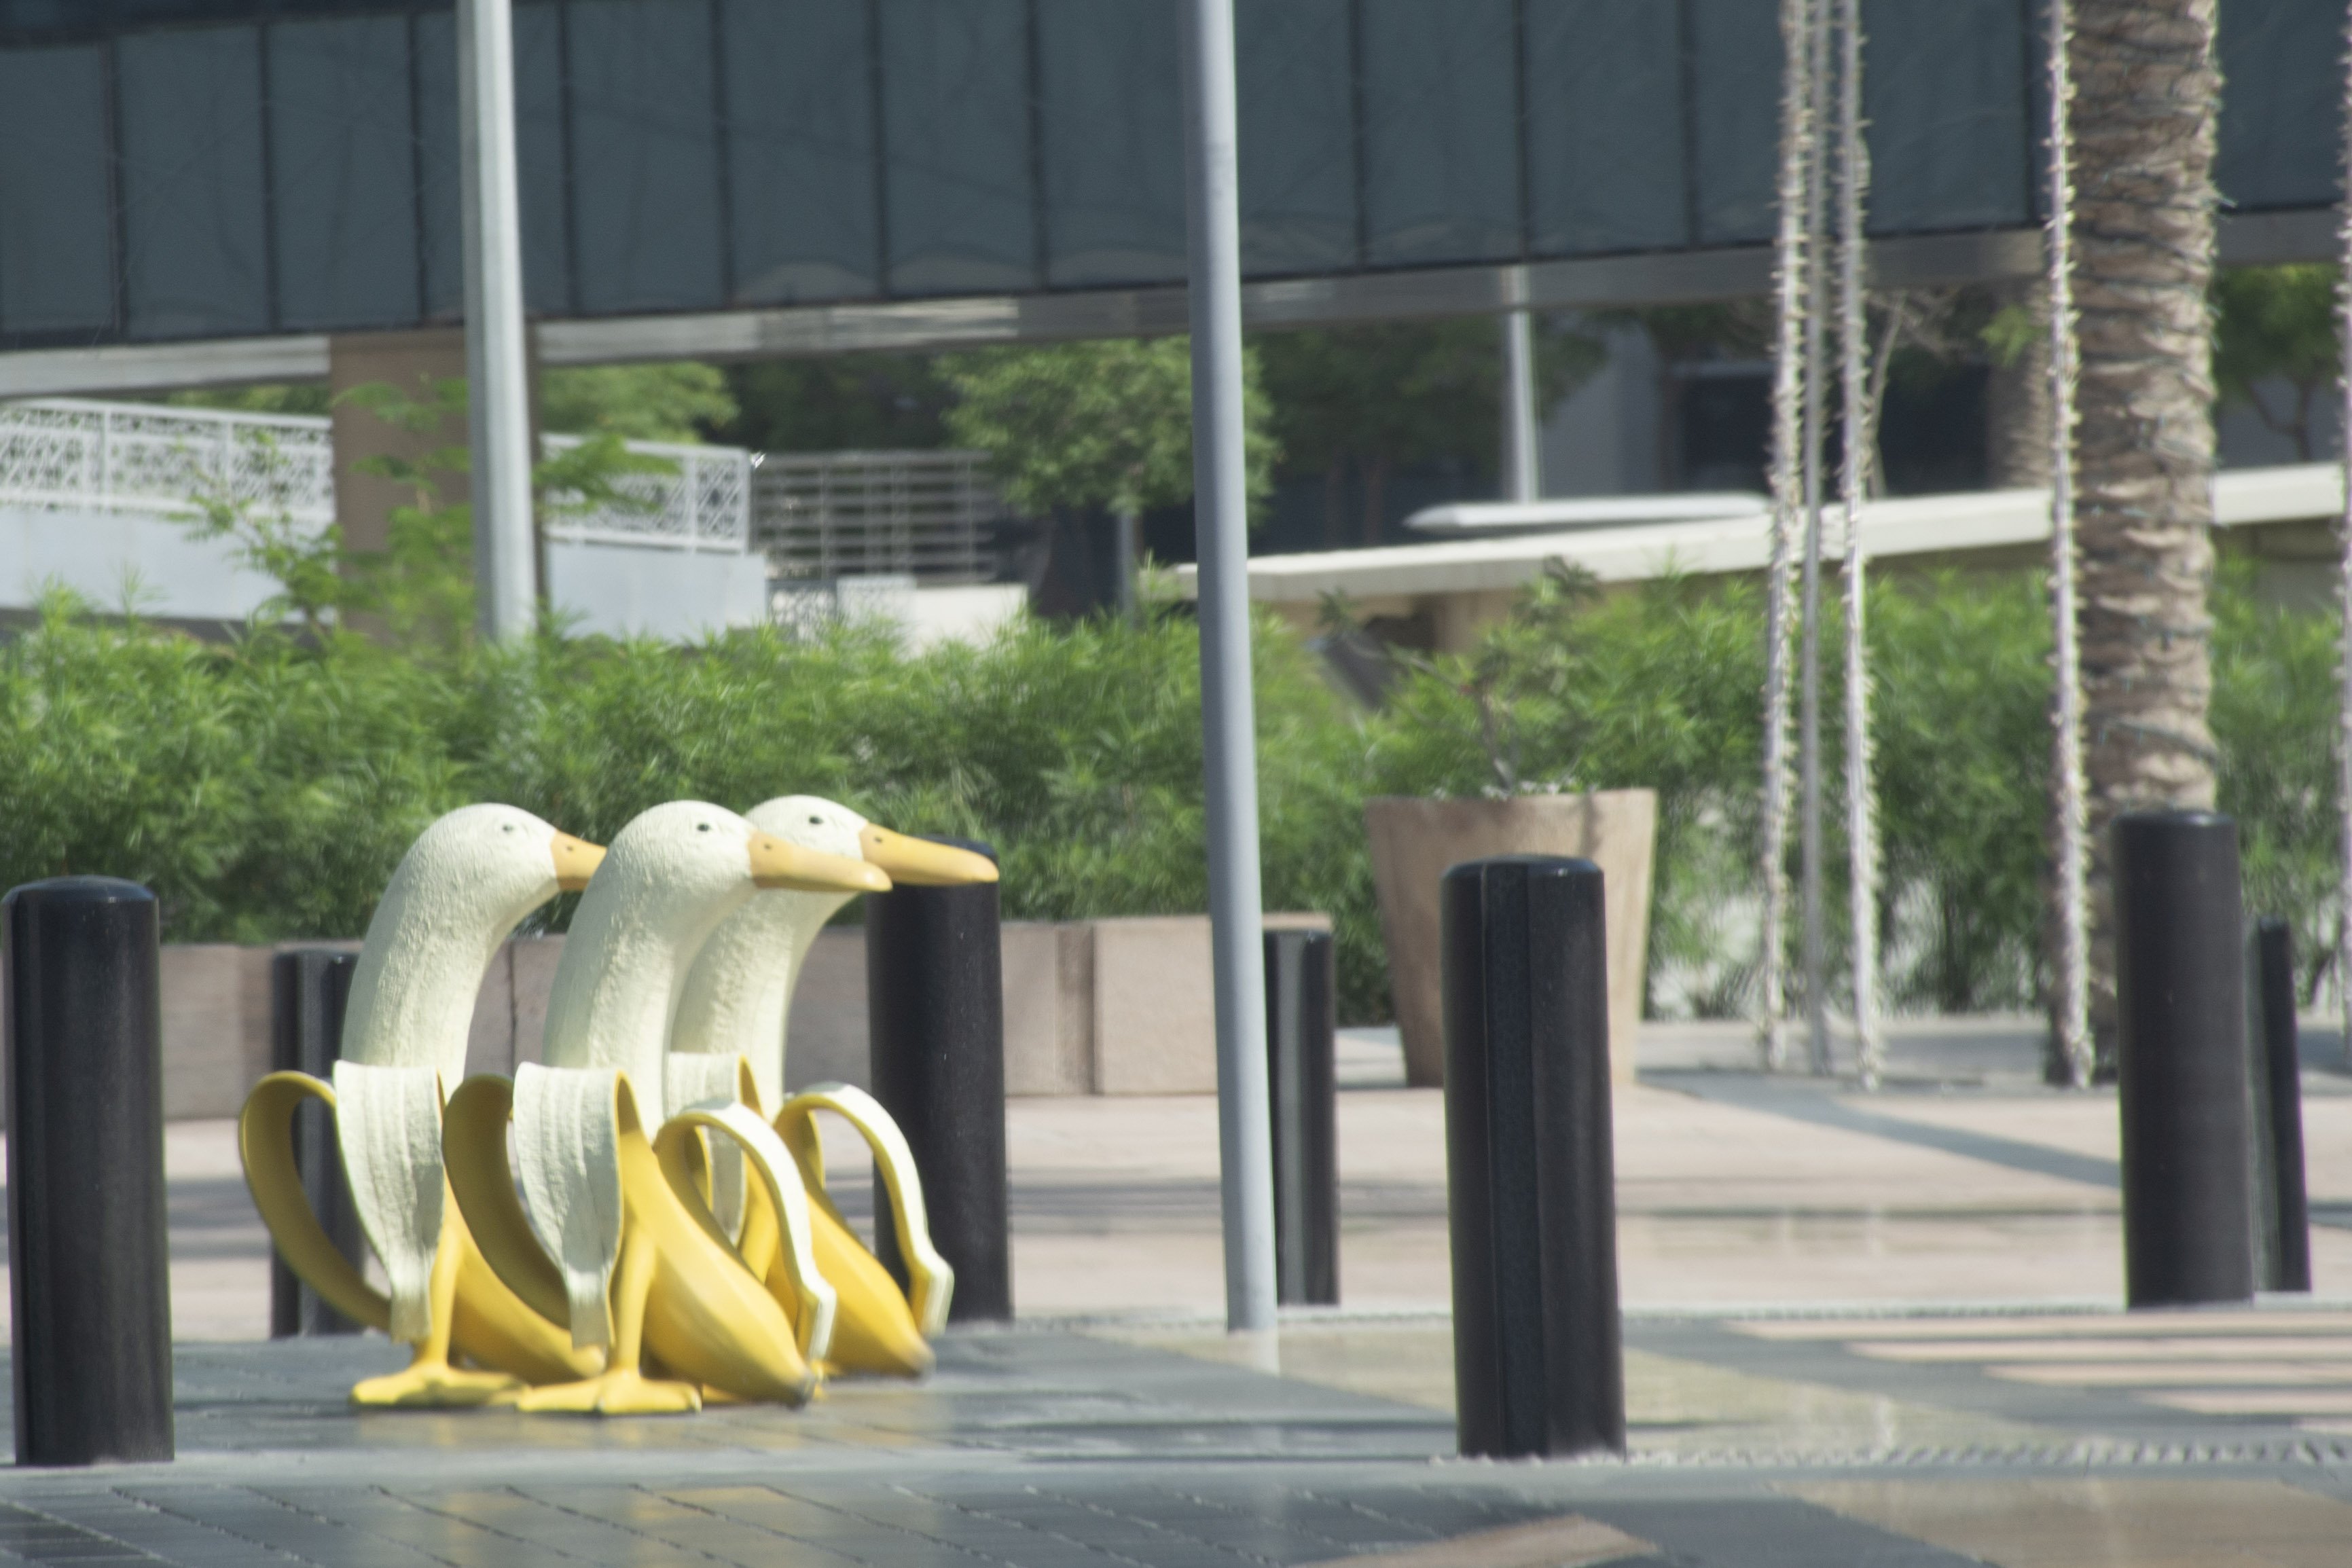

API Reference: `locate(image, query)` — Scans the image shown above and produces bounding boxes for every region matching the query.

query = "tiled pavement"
[7,1313,2352,1566]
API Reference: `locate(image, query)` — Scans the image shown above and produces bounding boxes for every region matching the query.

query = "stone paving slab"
[2,1326,2352,1565]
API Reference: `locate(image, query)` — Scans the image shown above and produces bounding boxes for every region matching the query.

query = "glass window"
[880,0,1038,295]
[0,44,113,336]
[119,24,270,338]
[723,0,879,305]
[268,16,421,331]
[414,12,463,323]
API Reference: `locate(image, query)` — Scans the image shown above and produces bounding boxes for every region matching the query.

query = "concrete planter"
[1364,790,1658,1087]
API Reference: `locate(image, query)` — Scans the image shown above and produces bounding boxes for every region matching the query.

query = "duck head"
[541,801,886,1122]
[341,803,606,1080]
[670,797,996,1115]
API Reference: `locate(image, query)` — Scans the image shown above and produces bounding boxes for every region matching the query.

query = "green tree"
[539,361,737,443]
[2211,263,2338,461]
[939,338,1274,518]
[719,354,957,452]
[1256,317,1600,545]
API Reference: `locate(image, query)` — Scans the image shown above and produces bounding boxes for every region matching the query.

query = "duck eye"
[698,823,711,833]
[809,816,822,826]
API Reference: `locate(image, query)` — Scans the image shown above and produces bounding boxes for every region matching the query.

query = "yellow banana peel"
[748,1083,954,1379]
[238,1072,597,1405]
[442,1068,825,1414]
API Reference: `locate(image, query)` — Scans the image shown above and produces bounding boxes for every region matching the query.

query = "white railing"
[753,450,1007,585]
[0,397,336,526]
[541,435,750,553]
[0,398,752,554]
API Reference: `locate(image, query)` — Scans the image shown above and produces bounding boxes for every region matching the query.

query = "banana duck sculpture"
[670,796,994,1376]
[443,801,887,1415]
[238,803,606,1406]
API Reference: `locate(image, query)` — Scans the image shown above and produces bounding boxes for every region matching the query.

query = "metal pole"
[1441,856,1625,1459]
[5,877,174,1465]
[269,949,363,1338]
[458,0,538,642]
[1500,272,1540,503]
[866,839,1013,1324]
[1265,926,1339,1306]
[1178,0,1278,1336]
[2114,811,2253,1309]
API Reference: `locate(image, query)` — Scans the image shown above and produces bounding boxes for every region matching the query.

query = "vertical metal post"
[1798,0,1832,1076]
[458,0,537,641]
[1265,927,1338,1306]
[269,950,363,1338]
[1178,0,1278,1336]
[5,878,174,1466]
[866,839,1013,1324]
[1114,509,1140,620]
[1441,856,1625,1459]
[1500,272,1540,503]
[2249,917,2312,1294]
[2115,812,2253,1309]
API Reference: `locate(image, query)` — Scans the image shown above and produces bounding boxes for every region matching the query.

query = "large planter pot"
[1364,790,1659,1088]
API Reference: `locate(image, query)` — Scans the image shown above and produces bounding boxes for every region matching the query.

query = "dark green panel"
[1524,0,1688,257]
[723,0,878,305]
[268,15,420,330]
[880,0,1036,295]
[1685,0,1778,246]
[513,2,575,316]
[1359,0,1520,266]
[415,10,463,322]
[1038,0,1186,288]
[118,24,270,337]
[1236,0,1358,276]
[568,0,725,313]
[1863,0,2029,236]
[2218,0,2339,211]
[0,44,114,335]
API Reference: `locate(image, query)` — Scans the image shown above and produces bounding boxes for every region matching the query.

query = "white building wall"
[0,505,282,621]
[545,541,771,641]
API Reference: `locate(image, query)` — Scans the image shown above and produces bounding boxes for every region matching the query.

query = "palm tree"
[2069,0,2223,1071]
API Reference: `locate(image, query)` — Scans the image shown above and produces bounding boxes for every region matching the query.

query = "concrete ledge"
[143,913,1332,1117]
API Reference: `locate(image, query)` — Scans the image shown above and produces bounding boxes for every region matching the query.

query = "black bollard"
[867,837,1011,1322]
[1441,855,1624,1459]
[269,949,364,1336]
[2114,811,2254,1309]
[4,878,174,1465]
[1265,926,1338,1306]
[2248,918,2311,1294]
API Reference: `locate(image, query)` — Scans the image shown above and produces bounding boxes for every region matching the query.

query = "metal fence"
[0,399,751,553]
[0,397,335,526]
[541,435,750,553]
[753,450,1006,585]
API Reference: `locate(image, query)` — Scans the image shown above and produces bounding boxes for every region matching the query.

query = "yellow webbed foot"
[350,1356,525,1409]
[514,1369,702,1416]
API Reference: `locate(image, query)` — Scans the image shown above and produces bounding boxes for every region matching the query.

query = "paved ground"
[4,1017,2351,1563]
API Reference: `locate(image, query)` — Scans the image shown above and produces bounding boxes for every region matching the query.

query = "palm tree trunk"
[2071,0,2222,1072]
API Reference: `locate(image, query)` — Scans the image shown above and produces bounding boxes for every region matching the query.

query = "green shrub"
[5,566,2344,1026]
